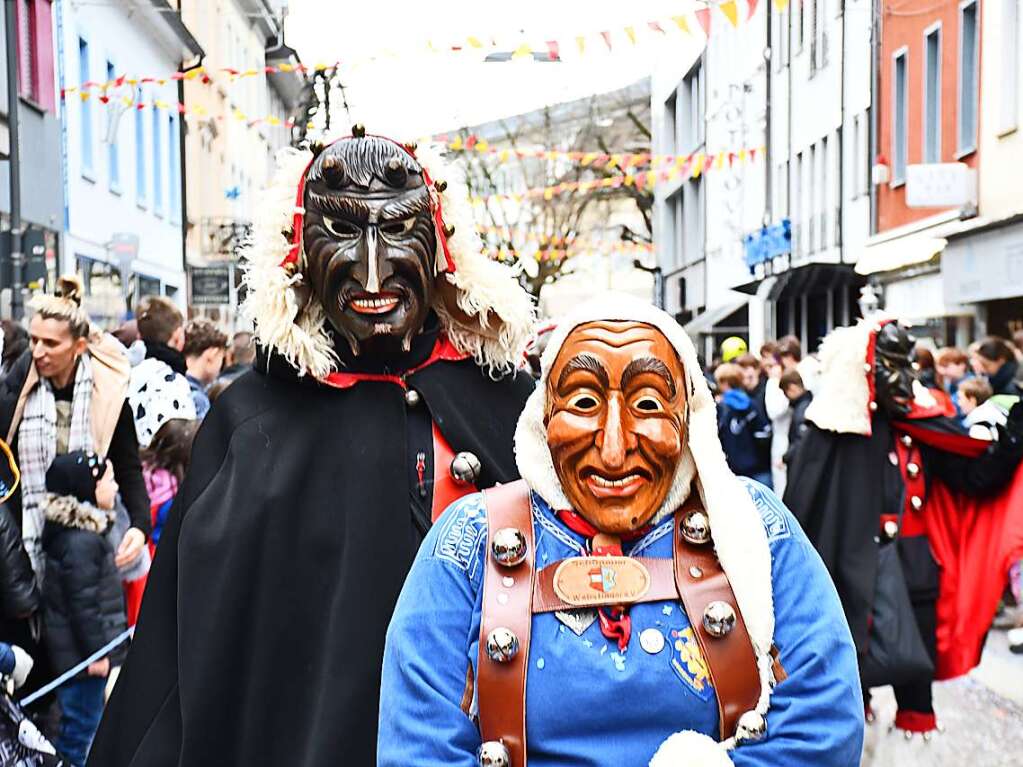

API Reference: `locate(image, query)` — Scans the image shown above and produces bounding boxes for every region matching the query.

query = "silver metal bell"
[910,495,923,511]
[883,520,899,540]
[478,740,511,766]
[491,528,528,567]
[906,461,920,478]
[404,389,421,407]
[450,452,482,485]
[485,627,520,662]
[901,435,913,447]
[734,710,767,744]
[680,510,711,545]
[702,600,737,637]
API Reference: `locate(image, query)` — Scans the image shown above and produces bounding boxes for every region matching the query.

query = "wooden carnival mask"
[545,321,687,534]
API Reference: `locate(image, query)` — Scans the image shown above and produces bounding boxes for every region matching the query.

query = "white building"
[653,1,873,357]
[58,0,201,327]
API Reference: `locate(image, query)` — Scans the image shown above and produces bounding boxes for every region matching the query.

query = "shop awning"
[683,300,748,337]
[855,236,946,276]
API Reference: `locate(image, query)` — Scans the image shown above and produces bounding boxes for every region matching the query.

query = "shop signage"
[190,266,232,305]
[905,163,976,209]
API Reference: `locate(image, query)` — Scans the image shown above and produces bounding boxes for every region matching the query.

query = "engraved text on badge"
[552,556,651,607]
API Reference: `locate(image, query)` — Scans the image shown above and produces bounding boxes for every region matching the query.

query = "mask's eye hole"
[634,396,663,412]
[379,218,416,237]
[323,217,362,239]
[567,393,599,411]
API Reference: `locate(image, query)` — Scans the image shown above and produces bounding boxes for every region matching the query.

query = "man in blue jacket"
[379,294,863,767]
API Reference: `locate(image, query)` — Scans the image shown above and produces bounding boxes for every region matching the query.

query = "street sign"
[905,163,977,209]
[190,266,231,305]
[1,230,47,288]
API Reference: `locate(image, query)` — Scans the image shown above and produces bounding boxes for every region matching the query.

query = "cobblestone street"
[862,627,1023,767]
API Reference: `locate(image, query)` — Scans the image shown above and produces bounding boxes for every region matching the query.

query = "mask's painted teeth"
[350,297,400,314]
[589,473,642,488]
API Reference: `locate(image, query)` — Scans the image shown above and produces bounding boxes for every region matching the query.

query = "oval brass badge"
[552,556,651,607]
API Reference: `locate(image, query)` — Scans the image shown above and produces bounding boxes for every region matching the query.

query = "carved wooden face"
[545,321,687,534]
[301,137,437,356]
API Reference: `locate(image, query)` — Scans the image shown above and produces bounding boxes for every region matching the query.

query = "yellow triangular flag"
[671,15,691,35]
[773,0,790,10]
[449,136,464,151]
[512,42,532,60]
[691,153,705,179]
[624,26,637,44]
[475,139,489,153]
[720,0,740,27]
[467,36,484,49]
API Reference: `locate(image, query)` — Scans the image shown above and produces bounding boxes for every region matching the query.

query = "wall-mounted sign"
[190,266,231,306]
[905,163,977,209]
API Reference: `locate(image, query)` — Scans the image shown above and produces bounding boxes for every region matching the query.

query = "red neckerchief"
[556,510,652,652]
[319,335,467,390]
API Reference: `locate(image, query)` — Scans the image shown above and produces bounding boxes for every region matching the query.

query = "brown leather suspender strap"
[672,509,762,741]
[477,480,534,767]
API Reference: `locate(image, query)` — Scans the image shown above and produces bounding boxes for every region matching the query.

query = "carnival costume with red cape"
[783,318,1023,731]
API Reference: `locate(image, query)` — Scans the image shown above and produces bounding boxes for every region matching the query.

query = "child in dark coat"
[41,451,127,767]
[714,363,773,486]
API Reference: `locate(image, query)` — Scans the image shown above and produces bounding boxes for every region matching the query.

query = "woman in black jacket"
[42,451,126,767]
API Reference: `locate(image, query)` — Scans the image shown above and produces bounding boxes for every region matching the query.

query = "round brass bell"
[491,528,528,567]
[478,741,511,766]
[435,179,448,193]
[702,600,737,638]
[680,510,711,545]
[734,710,767,744]
[450,452,482,485]
[351,123,366,137]
[485,627,520,662]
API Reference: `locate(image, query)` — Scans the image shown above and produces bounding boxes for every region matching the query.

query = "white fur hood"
[513,293,776,764]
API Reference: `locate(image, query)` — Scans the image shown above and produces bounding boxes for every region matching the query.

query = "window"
[814,0,827,70]
[135,90,146,207]
[106,61,120,191]
[169,114,180,223]
[924,25,941,163]
[152,102,163,215]
[808,143,817,252]
[792,153,802,254]
[794,0,804,51]
[892,49,908,185]
[678,61,704,152]
[15,0,54,110]
[958,0,979,154]
[664,93,677,155]
[78,37,93,177]
[999,0,1019,134]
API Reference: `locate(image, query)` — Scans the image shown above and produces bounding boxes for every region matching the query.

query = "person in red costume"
[784,317,1023,742]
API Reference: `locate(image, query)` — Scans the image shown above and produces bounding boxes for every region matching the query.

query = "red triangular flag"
[546,40,561,60]
[600,30,613,50]
[747,0,760,18]
[695,8,712,35]
[648,21,666,34]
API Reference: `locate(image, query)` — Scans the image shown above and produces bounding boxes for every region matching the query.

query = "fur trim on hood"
[241,140,535,379]
[513,293,775,761]
[804,314,939,436]
[43,493,112,534]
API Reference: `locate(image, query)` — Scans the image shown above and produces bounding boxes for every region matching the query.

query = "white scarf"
[19,355,94,579]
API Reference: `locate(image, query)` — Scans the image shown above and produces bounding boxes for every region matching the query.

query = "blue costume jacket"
[379,480,863,766]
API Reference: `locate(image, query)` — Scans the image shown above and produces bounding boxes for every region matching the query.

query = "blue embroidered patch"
[668,626,715,701]
[434,494,488,574]
[743,481,792,543]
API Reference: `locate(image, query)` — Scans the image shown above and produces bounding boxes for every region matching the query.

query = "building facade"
[179,0,303,320]
[942,0,1023,339]
[862,0,982,345]
[1,0,62,314]
[58,0,201,327]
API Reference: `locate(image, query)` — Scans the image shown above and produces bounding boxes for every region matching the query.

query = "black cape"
[783,411,1023,656]
[88,342,533,767]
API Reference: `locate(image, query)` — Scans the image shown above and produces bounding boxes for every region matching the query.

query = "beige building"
[177,0,305,319]
[941,0,1023,338]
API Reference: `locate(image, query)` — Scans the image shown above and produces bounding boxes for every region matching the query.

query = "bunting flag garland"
[469,146,765,205]
[487,240,655,264]
[60,2,778,98]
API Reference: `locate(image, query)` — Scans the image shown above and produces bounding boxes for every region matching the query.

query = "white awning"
[683,300,748,336]
[855,236,947,276]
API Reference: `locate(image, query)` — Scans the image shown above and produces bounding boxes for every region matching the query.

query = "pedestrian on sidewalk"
[781,369,813,465]
[715,363,773,487]
[182,320,227,419]
[142,418,197,553]
[41,451,127,767]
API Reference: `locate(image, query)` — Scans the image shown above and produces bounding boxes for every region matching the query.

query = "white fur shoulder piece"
[649,731,734,767]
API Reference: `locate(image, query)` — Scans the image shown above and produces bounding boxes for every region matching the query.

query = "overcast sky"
[284,0,703,140]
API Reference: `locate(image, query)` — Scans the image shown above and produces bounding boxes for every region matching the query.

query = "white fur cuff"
[649,731,733,767]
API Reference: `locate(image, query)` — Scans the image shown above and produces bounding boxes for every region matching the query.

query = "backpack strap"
[673,503,762,741]
[477,480,534,767]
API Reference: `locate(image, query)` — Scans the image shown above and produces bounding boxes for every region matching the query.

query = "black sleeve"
[0,504,38,618]
[61,534,107,655]
[922,434,1023,497]
[107,401,152,537]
